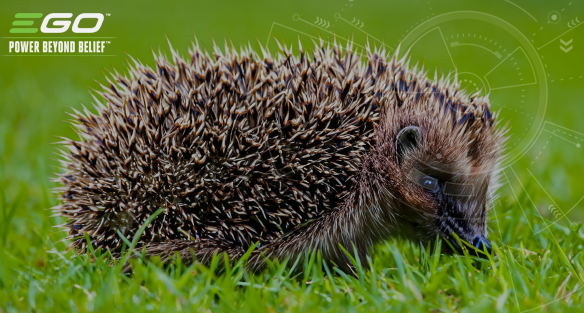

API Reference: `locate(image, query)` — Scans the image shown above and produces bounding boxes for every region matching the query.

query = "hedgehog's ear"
[396,126,420,163]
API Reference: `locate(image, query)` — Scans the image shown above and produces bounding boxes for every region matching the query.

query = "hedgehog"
[54,36,505,270]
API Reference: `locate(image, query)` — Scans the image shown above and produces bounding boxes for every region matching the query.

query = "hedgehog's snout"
[441,235,492,259]
[435,198,492,258]
[472,235,492,255]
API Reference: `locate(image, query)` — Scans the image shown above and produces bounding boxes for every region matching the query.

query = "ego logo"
[10,13,105,34]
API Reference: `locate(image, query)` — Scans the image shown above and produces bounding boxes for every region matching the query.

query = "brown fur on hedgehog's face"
[370,104,503,256]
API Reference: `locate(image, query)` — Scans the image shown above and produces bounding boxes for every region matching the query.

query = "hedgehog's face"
[376,112,502,257]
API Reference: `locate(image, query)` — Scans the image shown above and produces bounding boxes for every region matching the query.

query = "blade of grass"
[116,208,164,271]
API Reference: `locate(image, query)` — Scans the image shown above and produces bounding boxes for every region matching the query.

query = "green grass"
[1,185,584,312]
[2,0,584,311]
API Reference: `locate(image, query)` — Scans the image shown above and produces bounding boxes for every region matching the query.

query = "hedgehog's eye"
[409,168,440,193]
[396,126,420,163]
[419,176,439,192]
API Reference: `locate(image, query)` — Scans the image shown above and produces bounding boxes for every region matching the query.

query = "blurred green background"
[0,0,583,309]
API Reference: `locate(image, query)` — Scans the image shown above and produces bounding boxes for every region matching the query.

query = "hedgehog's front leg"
[246,208,370,273]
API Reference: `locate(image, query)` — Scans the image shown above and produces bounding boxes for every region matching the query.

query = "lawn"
[1,0,584,312]
[1,182,583,312]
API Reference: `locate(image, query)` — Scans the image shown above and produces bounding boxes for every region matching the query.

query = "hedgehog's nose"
[472,235,492,255]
